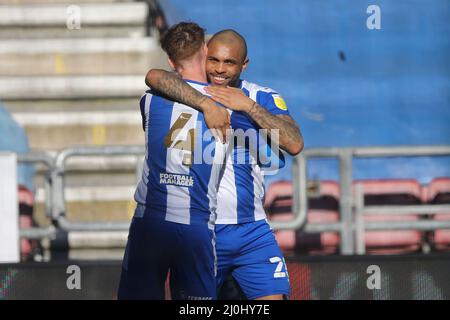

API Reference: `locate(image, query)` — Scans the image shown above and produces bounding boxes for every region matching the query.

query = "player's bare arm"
[205,85,304,155]
[145,69,230,143]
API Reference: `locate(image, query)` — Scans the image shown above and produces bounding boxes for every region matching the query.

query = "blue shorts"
[118,206,217,300]
[216,219,290,300]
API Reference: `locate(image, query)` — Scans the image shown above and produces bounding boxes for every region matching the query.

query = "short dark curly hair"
[160,22,206,63]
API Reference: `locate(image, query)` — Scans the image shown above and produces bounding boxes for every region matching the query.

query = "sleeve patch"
[273,94,288,111]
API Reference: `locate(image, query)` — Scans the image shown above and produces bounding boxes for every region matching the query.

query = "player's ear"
[200,43,208,61]
[242,57,249,72]
[167,58,176,71]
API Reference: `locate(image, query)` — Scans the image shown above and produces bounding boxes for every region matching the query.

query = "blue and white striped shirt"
[134,80,227,229]
[216,80,289,224]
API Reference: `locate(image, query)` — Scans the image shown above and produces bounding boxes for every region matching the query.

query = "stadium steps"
[0,76,149,100]
[30,150,143,225]
[6,98,145,148]
[0,0,135,4]
[34,200,134,226]
[7,102,147,227]
[32,172,137,229]
[0,0,167,234]
[4,98,139,112]
[0,37,167,76]
[0,2,150,39]
[0,25,148,39]
[5,98,146,149]
[12,109,144,149]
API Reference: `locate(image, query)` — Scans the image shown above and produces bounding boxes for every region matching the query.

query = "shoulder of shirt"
[241,79,278,96]
[141,87,204,103]
[187,82,208,95]
[141,89,154,99]
[185,79,208,87]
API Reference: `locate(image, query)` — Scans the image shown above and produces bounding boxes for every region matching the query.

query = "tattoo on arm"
[247,104,303,154]
[153,71,207,111]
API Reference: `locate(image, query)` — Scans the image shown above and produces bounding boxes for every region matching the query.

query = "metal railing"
[17,152,56,240]
[16,145,450,255]
[53,146,144,231]
[17,146,144,240]
[354,184,450,254]
[270,145,450,255]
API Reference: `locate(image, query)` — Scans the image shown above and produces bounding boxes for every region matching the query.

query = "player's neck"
[177,57,207,83]
[180,68,207,84]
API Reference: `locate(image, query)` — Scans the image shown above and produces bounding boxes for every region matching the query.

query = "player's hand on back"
[200,97,231,143]
[205,86,254,113]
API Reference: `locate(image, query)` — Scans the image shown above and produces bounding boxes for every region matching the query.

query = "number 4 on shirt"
[164,112,196,166]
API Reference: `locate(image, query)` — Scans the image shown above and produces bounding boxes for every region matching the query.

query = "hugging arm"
[205,86,303,155]
[145,69,230,142]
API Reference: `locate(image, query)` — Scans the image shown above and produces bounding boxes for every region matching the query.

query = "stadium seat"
[264,180,293,215]
[265,180,340,255]
[296,181,340,255]
[355,179,423,254]
[18,185,36,261]
[425,178,450,251]
[264,181,296,253]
